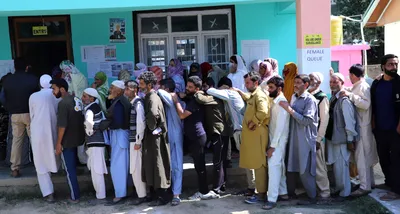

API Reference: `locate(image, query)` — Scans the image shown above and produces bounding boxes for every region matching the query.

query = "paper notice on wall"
[81,45,117,62]
[0,60,14,79]
[87,61,134,78]
[241,40,270,68]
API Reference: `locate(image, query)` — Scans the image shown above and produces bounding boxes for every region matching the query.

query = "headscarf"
[149,66,163,90]
[188,63,202,79]
[168,59,185,77]
[60,60,88,99]
[201,62,213,78]
[51,66,62,79]
[249,60,262,72]
[133,63,147,79]
[94,71,109,112]
[259,61,273,82]
[283,62,298,103]
[118,69,131,82]
[231,55,248,74]
[228,55,248,92]
[40,74,52,89]
[264,58,279,75]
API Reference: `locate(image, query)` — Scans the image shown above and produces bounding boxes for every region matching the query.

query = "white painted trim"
[362,0,381,27]
[137,9,231,18]
[377,0,392,25]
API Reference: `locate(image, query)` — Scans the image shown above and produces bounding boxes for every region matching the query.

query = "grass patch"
[343,196,391,214]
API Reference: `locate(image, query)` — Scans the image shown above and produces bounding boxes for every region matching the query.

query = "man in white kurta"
[340,65,379,196]
[29,74,59,202]
[263,76,289,210]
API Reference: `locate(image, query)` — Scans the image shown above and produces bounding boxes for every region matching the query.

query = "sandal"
[380,192,400,201]
[171,197,181,206]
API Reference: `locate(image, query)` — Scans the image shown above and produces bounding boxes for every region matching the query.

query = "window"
[137,8,234,71]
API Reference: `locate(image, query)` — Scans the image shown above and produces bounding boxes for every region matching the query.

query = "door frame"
[8,15,74,62]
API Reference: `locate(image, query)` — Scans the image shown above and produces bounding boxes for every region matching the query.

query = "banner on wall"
[109,18,126,43]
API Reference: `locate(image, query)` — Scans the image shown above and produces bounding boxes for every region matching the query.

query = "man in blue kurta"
[157,78,184,206]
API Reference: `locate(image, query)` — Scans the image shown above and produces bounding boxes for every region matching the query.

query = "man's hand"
[316,142,321,151]
[134,144,141,150]
[171,93,178,103]
[339,90,350,98]
[55,143,62,156]
[247,121,257,131]
[266,147,275,158]
[178,92,186,99]
[347,142,355,152]
[91,82,97,89]
[230,87,240,92]
[279,101,290,111]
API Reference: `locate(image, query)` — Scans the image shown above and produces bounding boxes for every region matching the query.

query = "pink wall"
[331,45,370,87]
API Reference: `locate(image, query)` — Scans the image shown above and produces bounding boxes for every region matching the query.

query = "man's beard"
[185,90,195,97]
[54,91,62,98]
[385,69,398,77]
[269,89,278,98]
[140,87,148,93]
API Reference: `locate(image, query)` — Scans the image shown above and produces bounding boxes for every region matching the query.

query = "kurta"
[142,90,171,189]
[29,88,60,174]
[287,92,318,176]
[239,87,270,169]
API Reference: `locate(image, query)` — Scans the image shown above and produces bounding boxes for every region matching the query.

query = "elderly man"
[104,80,131,206]
[308,72,330,199]
[81,88,108,205]
[124,80,147,205]
[232,71,270,204]
[340,65,378,197]
[279,74,318,205]
[326,73,358,200]
[158,78,184,206]
[50,78,85,203]
[29,75,59,202]
[138,71,171,206]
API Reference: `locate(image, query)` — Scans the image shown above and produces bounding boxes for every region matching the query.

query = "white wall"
[385,21,400,57]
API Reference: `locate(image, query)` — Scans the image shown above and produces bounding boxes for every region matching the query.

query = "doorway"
[9,16,73,77]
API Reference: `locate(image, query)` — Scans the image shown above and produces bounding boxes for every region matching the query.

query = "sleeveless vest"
[108,95,131,130]
[129,98,143,143]
[85,102,105,147]
[313,90,327,128]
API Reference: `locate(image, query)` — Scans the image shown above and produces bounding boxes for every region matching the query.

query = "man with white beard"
[29,74,60,202]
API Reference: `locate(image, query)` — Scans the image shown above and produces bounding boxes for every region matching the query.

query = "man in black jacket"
[371,54,400,201]
[3,58,39,177]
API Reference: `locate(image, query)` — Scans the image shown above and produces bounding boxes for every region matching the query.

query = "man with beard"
[50,78,85,203]
[371,54,400,201]
[232,71,270,204]
[308,72,331,199]
[262,76,289,210]
[325,73,358,201]
[138,71,171,206]
[279,74,318,205]
[172,76,220,200]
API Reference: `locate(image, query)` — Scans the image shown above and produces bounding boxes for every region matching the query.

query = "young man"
[124,80,147,205]
[29,74,59,202]
[279,74,318,205]
[340,64,379,197]
[138,71,171,206]
[326,73,358,200]
[3,58,39,177]
[81,88,108,205]
[105,80,131,206]
[371,54,400,200]
[233,71,270,204]
[51,78,85,203]
[158,78,184,206]
[263,76,290,210]
[308,72,331,199]
[172,76,219,200]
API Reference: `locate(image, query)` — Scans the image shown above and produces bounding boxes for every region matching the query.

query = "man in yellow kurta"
[234,71,270,204]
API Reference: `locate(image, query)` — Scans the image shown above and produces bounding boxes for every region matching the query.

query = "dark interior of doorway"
[20,41,67,77]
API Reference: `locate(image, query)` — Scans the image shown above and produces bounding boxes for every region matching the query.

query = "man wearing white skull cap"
[29,74,60,202]
[308,72,331,199]
[81,88,108,205]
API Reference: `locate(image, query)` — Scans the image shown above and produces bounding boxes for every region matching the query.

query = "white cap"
[310,72,324,83]
[111,80,125,90]
[83,88,99,99]
[40,74,52,88]
[331,73,345,83]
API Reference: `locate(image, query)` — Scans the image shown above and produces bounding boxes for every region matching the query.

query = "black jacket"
[2,71,39,114]
[370,74,400,128]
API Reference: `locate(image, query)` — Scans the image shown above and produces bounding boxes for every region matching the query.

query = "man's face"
[349,73,357,84]
[383,58,399,77]
[309,74,318,89]
[330,76,342,93]
[51,85,62,98]
[267,83,279,98]
[245,77,257,92]
[81,92,92,105]
[109,85,123,99]
[294,78,306,95]
[124,88,136,99]
[185,82,197,96]
[138,79,149,94]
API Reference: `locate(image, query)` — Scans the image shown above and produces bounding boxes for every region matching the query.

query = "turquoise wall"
[70,12,134,81]
[0,18,12,60]
[235,2,297,70]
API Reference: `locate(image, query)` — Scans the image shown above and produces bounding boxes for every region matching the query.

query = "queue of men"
[1,54,400,210]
